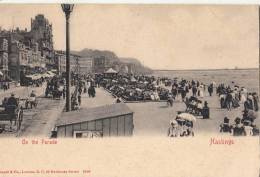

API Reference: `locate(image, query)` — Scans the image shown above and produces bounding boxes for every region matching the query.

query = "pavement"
[17,97,66,137]
[75,87,260,137]
[0,83,67,138]
[0,84,46,100]
[1,84,258,138]
[79,87,115,109]
[17,86,76,137]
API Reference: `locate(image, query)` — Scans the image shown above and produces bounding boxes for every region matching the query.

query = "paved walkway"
[18,97,65,137]
[79,87,115,109]
[17,86,76,137]
[76,87,259,137]
[0,84,45,99]
[0,83,69,138]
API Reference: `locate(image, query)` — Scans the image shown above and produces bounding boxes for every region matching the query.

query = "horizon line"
[152,67,259,71]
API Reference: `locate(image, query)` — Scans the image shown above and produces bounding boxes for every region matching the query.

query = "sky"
[0,4,258,70]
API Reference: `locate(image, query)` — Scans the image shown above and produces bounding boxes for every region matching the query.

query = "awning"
[47,71,56,77]
[42,73,50,78]
[51,69,57,73]
[25,74,42,80]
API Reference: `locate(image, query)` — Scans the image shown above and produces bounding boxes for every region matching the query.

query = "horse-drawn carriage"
[45,85,63,99]
[0,98,23,132]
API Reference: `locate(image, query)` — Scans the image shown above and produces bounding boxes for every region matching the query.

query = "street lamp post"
[61,4,74,112]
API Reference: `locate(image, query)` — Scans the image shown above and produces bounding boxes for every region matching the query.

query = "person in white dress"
[168,120,179,137]
[198,85,204,98]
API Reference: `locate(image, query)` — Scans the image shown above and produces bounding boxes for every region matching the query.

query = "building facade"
[93,56,110,74]
[30,14,55,69]
[8,41,28,81]
[55,51,93,75]
[0,14,55,81]
[77,57,93,74]
[0,38,8,79]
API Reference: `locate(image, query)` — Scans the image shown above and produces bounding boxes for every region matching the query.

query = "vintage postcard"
[0,2,259,177]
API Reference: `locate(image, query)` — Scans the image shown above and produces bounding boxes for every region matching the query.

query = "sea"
[152,68,259,93]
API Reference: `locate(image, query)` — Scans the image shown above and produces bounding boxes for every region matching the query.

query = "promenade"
[1,85,258,137]
[76,87,260,137]
[0,84,65,137]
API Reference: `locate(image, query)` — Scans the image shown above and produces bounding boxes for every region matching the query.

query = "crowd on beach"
[217,84,258,112]
[91,72,259,137]
[99,74,169,101]
[217,83,259,136]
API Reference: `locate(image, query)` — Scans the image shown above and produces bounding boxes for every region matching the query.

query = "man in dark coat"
[6,93,18,114]
[78,94,81,106]
[208,84,213,96]
[253,93,259,111]
[225,92,233,111]
[7,93,18,107]
[192,86,197,97]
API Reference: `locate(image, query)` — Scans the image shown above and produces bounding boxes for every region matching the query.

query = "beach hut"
[55,103,134,138]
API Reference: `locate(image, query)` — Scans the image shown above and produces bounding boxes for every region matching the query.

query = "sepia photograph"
[0,4,258,138]
[0,2,259,177]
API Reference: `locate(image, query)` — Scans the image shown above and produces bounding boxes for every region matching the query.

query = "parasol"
[135,88,142,92]
[170,119,178,125]
[177,113,196,122]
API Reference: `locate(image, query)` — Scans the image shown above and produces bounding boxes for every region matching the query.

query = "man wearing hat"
[7,93,18,107]
[29,90,37,108]
[202,101,210,119]
[5,93,18,115]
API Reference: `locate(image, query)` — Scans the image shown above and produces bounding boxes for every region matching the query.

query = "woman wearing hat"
[219,117,232,133]
[232,117,245,136]
[243,120,253,136]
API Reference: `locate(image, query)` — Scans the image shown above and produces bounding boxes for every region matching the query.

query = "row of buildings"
[55,51,136,76]
[0,14,55,81]
[0,14,143,83]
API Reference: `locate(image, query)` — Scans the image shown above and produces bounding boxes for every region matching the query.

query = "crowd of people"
[99,74,169,101]
[215,83,259,136]
[217,84,259,111]
[45,77,65,99]
[70,75,96,110]
[31,71,259,138]
[168,116,194,137]
[219,114,259,136]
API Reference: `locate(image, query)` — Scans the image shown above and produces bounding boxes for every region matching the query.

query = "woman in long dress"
[198,85,204,98]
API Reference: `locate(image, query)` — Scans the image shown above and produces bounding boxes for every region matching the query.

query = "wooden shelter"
[55,103,134,138]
